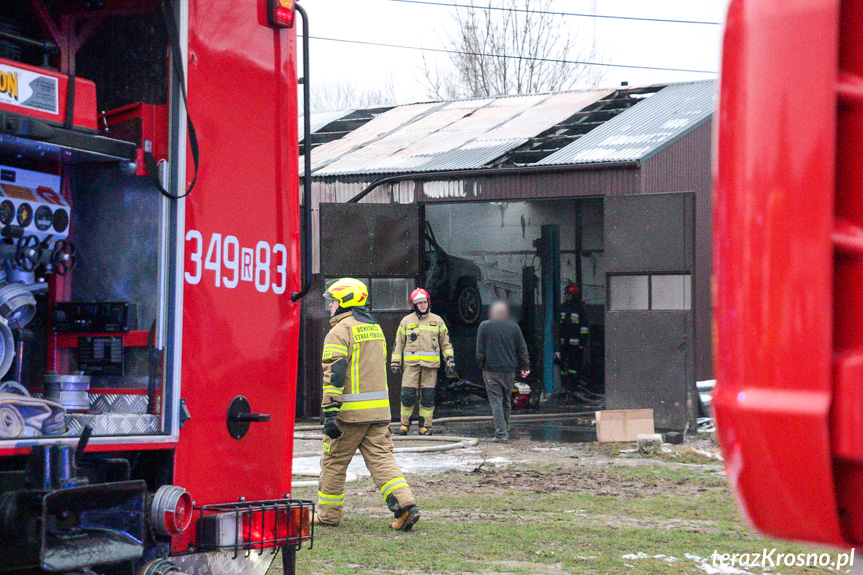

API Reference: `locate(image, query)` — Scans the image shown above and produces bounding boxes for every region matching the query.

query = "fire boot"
[418,427,438,436]
[313,512,338,527]
[390,504,421,531]
[396,425,409,435]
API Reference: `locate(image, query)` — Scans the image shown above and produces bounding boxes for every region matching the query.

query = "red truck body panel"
[714,0,859,546]
[170,0,300,553]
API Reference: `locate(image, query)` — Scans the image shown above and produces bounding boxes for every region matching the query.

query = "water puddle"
[438,417,596,443]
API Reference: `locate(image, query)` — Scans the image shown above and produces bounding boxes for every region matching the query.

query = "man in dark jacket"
[476,300,530,442]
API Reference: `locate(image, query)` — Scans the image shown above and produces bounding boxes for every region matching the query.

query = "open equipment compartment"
[0,0,179,447]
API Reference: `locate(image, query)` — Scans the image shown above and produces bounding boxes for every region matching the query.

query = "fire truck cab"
[0,1,311,573]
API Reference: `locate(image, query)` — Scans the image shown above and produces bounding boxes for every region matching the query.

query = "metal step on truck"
[0,0,314,573]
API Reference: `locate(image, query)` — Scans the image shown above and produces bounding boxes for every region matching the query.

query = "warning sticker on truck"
[0,63,59,116]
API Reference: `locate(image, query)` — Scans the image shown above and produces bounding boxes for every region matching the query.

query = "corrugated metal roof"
[305,103,440,175]
[298,109,355,141]
[538,81,716,165]
[309,90,609,176]
[415,140,525,172]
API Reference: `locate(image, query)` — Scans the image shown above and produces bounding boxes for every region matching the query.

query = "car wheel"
[454,279,481,325]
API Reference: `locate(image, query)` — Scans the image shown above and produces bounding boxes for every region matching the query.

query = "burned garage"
[298,80,716,432]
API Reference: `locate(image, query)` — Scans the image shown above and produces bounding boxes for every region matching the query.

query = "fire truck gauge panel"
[34,206,52,231]
[15,203,32,227]
[52,208,69,233]
[0,201,14,226]
[0,165,70,242]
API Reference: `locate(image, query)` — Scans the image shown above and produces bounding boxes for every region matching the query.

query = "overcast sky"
[300,0,731,109]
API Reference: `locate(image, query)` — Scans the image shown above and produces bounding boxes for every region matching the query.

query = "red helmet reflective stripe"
[410,288,430,305]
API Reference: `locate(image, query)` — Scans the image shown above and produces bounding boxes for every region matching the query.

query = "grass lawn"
[271,446,848,575]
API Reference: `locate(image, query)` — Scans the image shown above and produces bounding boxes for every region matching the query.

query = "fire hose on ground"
[293,411,595,434]
[291,412,594,487]
[291,435,480,487]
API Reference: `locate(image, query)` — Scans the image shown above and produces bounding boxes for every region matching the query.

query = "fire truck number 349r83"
[185,229,289,294]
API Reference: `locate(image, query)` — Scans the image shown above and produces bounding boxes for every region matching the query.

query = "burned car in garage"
[424,223,484,326]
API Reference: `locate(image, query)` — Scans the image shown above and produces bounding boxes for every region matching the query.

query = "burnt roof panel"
[311,90,609,176]
[538,81,716,165]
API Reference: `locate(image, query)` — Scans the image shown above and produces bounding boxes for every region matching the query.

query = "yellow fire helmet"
[323,277,369,308]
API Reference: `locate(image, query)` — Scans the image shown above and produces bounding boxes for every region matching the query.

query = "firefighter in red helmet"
[559,283,590,393]
[391,288,455,435]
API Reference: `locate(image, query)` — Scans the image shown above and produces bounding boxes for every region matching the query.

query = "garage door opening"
[423,198,605,409]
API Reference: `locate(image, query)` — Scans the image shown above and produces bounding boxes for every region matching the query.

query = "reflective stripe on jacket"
[322,310,391,423]
[391,312,453,368]
[559,301,589,349]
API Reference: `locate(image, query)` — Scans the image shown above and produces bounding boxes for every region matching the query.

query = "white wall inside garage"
[424,199,605,306]
[579,199,605,306]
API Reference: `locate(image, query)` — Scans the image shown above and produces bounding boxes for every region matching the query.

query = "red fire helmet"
[564,283,580,298]
[410,288,430,305]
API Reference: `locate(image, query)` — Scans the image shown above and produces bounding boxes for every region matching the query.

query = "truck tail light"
[244,506,311,545]
[150,485,194,537]
[198,499,314,551]
[268,0,295,28]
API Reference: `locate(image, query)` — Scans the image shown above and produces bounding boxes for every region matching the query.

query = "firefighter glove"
[390,363,402,375]
[445,357,456,376]
[323,411,342,439]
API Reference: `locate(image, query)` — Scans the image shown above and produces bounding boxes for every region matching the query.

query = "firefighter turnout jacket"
[559,300,589,349]
[391,312,454,368]
[322,309,391,424]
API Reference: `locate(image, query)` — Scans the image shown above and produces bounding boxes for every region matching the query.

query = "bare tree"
[422,0,603,99]
[311,77,398,112]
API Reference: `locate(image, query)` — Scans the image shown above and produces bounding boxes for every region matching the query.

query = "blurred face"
[416,300,429,313]
[489,302,509,320]
[328,299,340,317]
[564,292,573,303]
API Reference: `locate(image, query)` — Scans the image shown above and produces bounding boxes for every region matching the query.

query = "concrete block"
[637,433,664,455]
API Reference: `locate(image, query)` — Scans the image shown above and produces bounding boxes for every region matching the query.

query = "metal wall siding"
[640,120,714,380]
[605,311,696,430]
[604,193,694,273]
[309,177,416,274]
[319,204,421,277]
[308,169,641,205]
[417,168,641,202]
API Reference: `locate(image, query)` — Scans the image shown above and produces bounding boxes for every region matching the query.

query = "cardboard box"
[596,409,655,442]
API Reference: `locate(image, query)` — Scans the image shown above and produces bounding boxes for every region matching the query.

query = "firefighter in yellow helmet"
[390,288,455,435]
[315,278,420,531]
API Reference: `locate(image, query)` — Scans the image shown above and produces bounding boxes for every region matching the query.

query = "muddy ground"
[273,424,845,575]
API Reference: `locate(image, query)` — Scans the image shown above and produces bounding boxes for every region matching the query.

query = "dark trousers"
[560,345,584,392]
[483,370,514,439]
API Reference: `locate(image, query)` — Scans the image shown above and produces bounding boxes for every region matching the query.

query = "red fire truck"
[0,1,313,573]
[714,0,863,549]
